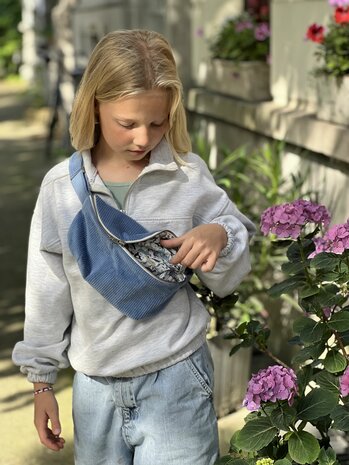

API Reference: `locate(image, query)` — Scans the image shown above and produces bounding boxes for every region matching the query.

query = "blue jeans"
[73,343,219,465]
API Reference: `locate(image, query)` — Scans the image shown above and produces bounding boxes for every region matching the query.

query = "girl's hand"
[34,389,65,451]
[161,224,227,272]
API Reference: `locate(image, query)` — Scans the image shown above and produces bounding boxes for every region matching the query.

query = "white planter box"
[208,335,252,418]
[204,59,271,102]
[316,75,349,126]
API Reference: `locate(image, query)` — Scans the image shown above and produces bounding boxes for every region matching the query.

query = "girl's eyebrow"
[113,116,168,124]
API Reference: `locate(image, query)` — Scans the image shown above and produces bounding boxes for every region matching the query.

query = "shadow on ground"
[25,442,74,465]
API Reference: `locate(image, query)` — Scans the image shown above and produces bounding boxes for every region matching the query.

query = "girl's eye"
[118,122,134,129]
[117,121,165,129]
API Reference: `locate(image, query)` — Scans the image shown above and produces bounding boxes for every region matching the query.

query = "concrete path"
[0,80,75,465]
[0,80,247,464]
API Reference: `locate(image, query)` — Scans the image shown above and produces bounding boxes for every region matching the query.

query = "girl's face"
[95,89,170,162]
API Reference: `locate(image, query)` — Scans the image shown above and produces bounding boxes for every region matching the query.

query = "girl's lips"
[129,149,147,153]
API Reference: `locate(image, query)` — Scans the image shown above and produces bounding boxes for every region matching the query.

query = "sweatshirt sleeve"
[191,156,256,298]
[12,182,73,384]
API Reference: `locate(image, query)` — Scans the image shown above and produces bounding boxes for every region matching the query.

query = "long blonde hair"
[69,29,191,157]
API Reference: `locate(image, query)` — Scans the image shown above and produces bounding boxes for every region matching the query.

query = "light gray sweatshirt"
[12,139,255,384]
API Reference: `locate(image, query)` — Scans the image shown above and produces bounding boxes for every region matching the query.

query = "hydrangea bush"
[217,199,349,465]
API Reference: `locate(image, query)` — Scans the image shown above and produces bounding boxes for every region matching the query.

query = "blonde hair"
[69,29,191,158]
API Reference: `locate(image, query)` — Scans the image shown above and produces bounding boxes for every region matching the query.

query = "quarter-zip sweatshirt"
[12,139,256,384]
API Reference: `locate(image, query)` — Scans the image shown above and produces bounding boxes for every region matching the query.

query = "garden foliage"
[218,199,349,465]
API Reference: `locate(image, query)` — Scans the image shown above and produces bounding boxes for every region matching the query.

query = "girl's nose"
[133,126,150,147]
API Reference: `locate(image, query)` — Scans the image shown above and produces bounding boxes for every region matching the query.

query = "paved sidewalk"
[0,80,74,465]
[0,80,246,464]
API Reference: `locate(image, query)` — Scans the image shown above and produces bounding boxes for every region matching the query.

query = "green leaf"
[293,316,327,343]
[299,284,320,299]
[288,431,320,464]
[318,270,341,281]
[297,365,314,395]
[315,285,345,308]
[324,349,347,373]
[287,239,314,263]
[282,261,308,275]
[327,311,349,332]
[292,344,324,365]
[229,342,246,356]
[317,446,337,465]
[339,329,349,346]
[268,276,303,298]
[297,388,338,420]
[301,320,326,344]
[274,460,292,465]
[214,458,249,465]
[331,404,349,431]
[310,253,342,270]
[270,405,296,430]
[229,430,243,453]
[293,316,313,335]
[234,417,277,452]
[315,371,339,394]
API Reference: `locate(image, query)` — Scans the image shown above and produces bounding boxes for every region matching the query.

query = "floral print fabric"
[126,231,187,283]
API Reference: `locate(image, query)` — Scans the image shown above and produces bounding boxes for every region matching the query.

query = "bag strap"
[69,152,90,204]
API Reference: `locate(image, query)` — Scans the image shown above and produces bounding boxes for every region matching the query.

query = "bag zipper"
[91,195,172,244]
[89,195,183,284]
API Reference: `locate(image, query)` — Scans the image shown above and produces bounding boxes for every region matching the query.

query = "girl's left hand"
[161,224,227,272]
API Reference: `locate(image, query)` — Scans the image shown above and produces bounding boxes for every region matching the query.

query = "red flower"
[260,5,269,18]
[335,7,349,24]
[306,23,325,43]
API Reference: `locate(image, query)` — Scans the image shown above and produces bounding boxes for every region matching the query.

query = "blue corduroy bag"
[68,152,192,320]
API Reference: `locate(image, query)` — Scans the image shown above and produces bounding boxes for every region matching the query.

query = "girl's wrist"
[33,382,53,389]
[33,383,54,396]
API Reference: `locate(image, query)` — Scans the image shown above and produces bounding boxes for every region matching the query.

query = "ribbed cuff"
[211,221,234,257]
[27,371,57,384]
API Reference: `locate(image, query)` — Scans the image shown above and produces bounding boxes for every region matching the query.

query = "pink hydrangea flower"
[243,365,298,411]
[310,220,349,257]
[340,366,349,397]
[260,199,331,239]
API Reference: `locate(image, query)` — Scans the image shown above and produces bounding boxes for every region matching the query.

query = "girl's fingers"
[161,237,182,248]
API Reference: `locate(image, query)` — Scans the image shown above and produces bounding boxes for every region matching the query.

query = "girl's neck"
[91,146,150,183]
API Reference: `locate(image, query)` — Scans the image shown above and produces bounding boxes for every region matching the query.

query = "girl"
[13,30,255,465]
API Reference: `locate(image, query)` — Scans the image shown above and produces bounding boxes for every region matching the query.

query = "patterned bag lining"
[126,231,187,283]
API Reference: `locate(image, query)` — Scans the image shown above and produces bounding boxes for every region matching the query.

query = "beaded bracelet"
[33,386,53,396]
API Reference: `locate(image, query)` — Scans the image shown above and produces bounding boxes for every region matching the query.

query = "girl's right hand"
[34,388,65,451]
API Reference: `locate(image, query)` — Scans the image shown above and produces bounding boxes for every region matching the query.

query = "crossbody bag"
[68,152,192,320]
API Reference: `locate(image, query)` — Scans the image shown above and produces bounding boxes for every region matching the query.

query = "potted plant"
[216,199,349,464]
[203,8,271,101]
[306,0,349,125]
